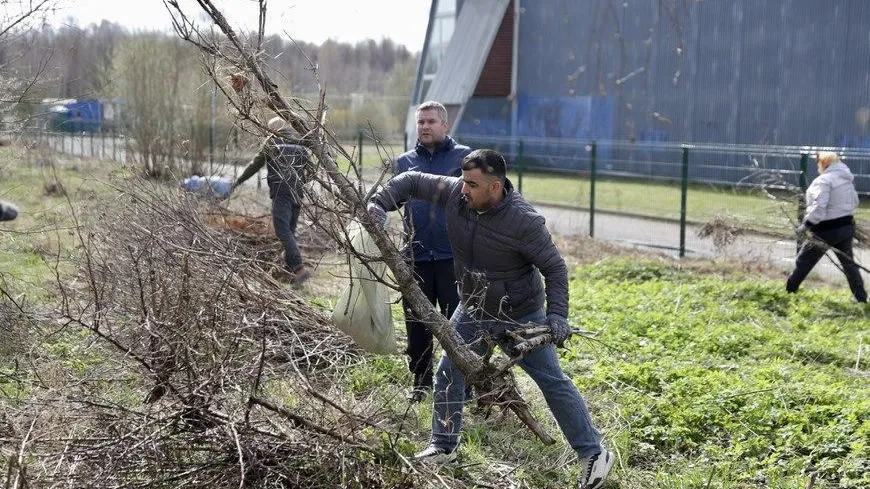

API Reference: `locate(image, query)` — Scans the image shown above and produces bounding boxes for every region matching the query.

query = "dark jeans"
[430,306,603,458]
[786,223,867,302]
[404,259,459,388]
[271,193,302,271]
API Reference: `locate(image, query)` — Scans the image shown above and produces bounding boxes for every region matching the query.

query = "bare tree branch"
[163,0,559,444]
[0,0,52,39]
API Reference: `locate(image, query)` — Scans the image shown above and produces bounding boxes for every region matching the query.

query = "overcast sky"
[43,0,432,51]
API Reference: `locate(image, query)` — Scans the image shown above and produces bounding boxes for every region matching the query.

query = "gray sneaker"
[413,445,456,464]
[578,449,614,489]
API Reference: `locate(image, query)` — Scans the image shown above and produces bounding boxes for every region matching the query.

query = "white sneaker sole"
[585,450,615,489]
[413,450,457,464]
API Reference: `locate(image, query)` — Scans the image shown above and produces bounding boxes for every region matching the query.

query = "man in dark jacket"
[0,200,18,221]
[367,149,613,489]
[234,117,312,285]
[395,100,471,402]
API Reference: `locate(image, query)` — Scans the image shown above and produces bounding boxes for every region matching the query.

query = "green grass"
[336,138,405,172]
[510,170,870,234]
[341,259,868,488]
[0,147,126,300]
[3,145,869,488]
[559,259,869,489]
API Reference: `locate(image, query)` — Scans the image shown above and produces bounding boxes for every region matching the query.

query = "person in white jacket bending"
[786,151,866,302]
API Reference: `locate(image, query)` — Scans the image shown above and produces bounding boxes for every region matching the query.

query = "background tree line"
[1,20,416,175]
[3,21,416,97]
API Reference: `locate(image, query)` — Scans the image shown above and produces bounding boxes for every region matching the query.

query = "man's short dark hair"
[460,149,507,181]
[416,100,448,124]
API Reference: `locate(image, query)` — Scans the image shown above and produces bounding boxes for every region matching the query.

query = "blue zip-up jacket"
[394,136,471,262]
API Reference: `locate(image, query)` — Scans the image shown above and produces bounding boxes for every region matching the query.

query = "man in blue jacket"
[395,101,471,402]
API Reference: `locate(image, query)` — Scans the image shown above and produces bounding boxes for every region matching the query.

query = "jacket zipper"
[468,211,478,268]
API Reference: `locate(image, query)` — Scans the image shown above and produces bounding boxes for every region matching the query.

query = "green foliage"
[363,258,867,488]
[577,258,683,283]
[347,355,408,396]
[567,258,869,488]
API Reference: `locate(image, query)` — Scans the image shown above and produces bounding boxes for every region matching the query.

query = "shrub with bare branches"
[1,173,439,487]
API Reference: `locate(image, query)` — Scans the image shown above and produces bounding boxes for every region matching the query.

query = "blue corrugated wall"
[455,0,870,152]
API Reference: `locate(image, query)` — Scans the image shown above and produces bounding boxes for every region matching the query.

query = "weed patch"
[568,258,869,488]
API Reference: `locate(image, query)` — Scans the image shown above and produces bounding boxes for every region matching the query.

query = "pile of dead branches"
[0,176,449,488]
[697,214,746,249]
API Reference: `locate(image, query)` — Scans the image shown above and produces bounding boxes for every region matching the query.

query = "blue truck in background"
[41,98,123,133]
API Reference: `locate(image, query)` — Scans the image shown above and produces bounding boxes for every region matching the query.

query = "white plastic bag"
[331,221,396,354]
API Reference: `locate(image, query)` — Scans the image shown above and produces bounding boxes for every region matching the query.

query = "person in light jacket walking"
[787,151,866,302]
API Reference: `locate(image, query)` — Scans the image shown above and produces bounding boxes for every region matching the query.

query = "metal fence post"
[589,141,597,238]
[517,139,524,194]
[679,145,690,258]
[357,131,363,168]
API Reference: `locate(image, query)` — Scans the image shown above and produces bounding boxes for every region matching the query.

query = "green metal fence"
[18,122,870,258]
[458,135,870,257]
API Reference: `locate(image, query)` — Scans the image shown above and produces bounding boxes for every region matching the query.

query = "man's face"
[416,108,448,149]
[461,168,499,211]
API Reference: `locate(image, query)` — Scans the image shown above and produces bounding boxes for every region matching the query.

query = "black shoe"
[406,385,431,403]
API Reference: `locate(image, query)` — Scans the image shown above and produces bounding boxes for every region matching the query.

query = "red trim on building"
[473,0,513,97]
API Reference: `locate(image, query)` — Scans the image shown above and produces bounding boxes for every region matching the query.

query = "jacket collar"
[415,135,457,156]
[487,177,516,215]
[270,130,301,145]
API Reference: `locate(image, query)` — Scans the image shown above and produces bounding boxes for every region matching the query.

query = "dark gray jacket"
[235,132,311,201]
[371,171,568,320]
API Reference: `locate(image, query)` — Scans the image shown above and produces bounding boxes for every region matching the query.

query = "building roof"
[425,0,511,105]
